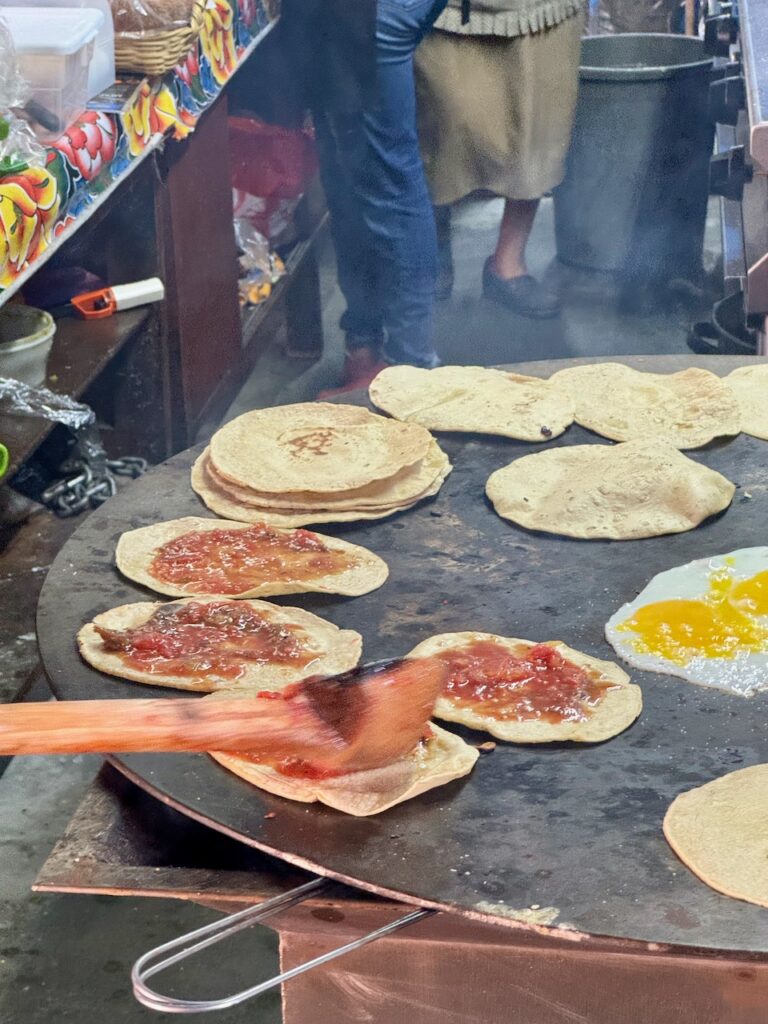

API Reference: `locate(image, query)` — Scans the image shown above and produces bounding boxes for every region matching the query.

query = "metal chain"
[41,454,148,517]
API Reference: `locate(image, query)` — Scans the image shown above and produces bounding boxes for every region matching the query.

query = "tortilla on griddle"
[116,516,389,599]
[663,765,768,908]
[202,440,450,511]
[725,365,768,440]
[78,598,362,693]
[210,721,478,816]
[209,403,433,494]
[191,450,451,526]
[369,365,575,441]
[486,440,735,540]
[407,632,641,743]
[549,364,741,448]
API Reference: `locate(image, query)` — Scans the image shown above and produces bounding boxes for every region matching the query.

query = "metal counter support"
[36,767,768,1024]
[740,0,768,173]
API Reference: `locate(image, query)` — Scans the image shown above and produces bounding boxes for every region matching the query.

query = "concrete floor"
[0,196,720,1023]
[224,195,718,415]
[0,752,283,1024]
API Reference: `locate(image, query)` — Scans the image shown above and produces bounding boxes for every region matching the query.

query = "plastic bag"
[234,218,272,277]
[0,16,46,171]
[229,117,317,202]
[109,0,196,34]
[233,188,300,244]
[234,218,285,283]
[0,113,46,173]
[229,116,317,242]
[0,16,29,111]
[234,218,285,307]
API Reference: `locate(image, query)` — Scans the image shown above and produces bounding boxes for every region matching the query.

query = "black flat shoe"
[482,259,561,318]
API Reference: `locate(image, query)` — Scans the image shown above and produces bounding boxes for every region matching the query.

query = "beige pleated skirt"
[415,15,583,204]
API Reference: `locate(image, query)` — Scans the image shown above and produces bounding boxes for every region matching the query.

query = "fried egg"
[605,547,768,697]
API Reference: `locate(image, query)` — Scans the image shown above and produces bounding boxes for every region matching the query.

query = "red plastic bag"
[229,116,317,201]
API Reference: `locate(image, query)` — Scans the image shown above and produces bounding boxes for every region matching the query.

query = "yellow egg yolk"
[617,566,768,664]
[730,570,768,616]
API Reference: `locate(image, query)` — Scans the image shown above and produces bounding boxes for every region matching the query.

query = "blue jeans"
[313,0,446,367]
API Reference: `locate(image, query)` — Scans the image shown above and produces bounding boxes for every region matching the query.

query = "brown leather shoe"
[316,347,389,399]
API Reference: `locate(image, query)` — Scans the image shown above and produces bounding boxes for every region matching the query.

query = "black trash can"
[554,34,714,282]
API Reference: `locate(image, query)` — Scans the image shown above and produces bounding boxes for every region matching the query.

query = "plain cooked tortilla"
[548,364,741,448]
[725,365,768,440]
[115,516,389,599]
[191,451,452,526]
[663,765,768,908]
[486,440,735,540]
[77,598,363,693]
[407,631,641,742]
[209,403,434,493]
[209,721,478,816]
[369,365,575,441]
[202,440,450,511]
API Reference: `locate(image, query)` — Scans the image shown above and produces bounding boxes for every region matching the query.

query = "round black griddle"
[37,355,768,955]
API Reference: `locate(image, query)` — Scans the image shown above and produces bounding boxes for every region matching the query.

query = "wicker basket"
[114,0,206,77]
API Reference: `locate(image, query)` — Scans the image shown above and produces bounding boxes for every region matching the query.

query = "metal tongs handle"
[132,877,435,1013]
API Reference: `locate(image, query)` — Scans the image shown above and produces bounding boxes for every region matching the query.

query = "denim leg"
[366,0,447,366]
[314,0,446,366]
[311,107,384,348]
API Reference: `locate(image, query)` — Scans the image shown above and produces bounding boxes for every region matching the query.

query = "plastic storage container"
[0,306,56,385]
[7,0,115,104]
[554,34,714,282]
[3,6,106,138]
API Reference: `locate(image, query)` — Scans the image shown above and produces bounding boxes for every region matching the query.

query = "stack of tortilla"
[192,403,451,526]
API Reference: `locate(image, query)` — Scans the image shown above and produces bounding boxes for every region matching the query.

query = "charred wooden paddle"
[0,658,446,772]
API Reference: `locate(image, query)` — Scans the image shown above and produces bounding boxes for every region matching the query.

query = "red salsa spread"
[223,688,343,780]
[232,716,436,781]
[235,751,344,780]
[435,640,613,723]
[95,600,314,680]
[150,524,356,595]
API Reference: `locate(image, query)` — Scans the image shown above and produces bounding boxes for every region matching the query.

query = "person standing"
[416,0,585,318]
[285,0,448,393]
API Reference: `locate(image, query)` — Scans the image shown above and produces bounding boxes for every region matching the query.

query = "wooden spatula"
[0,658,446,773]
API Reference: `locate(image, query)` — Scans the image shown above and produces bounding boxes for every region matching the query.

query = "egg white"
[605,547,768,698]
